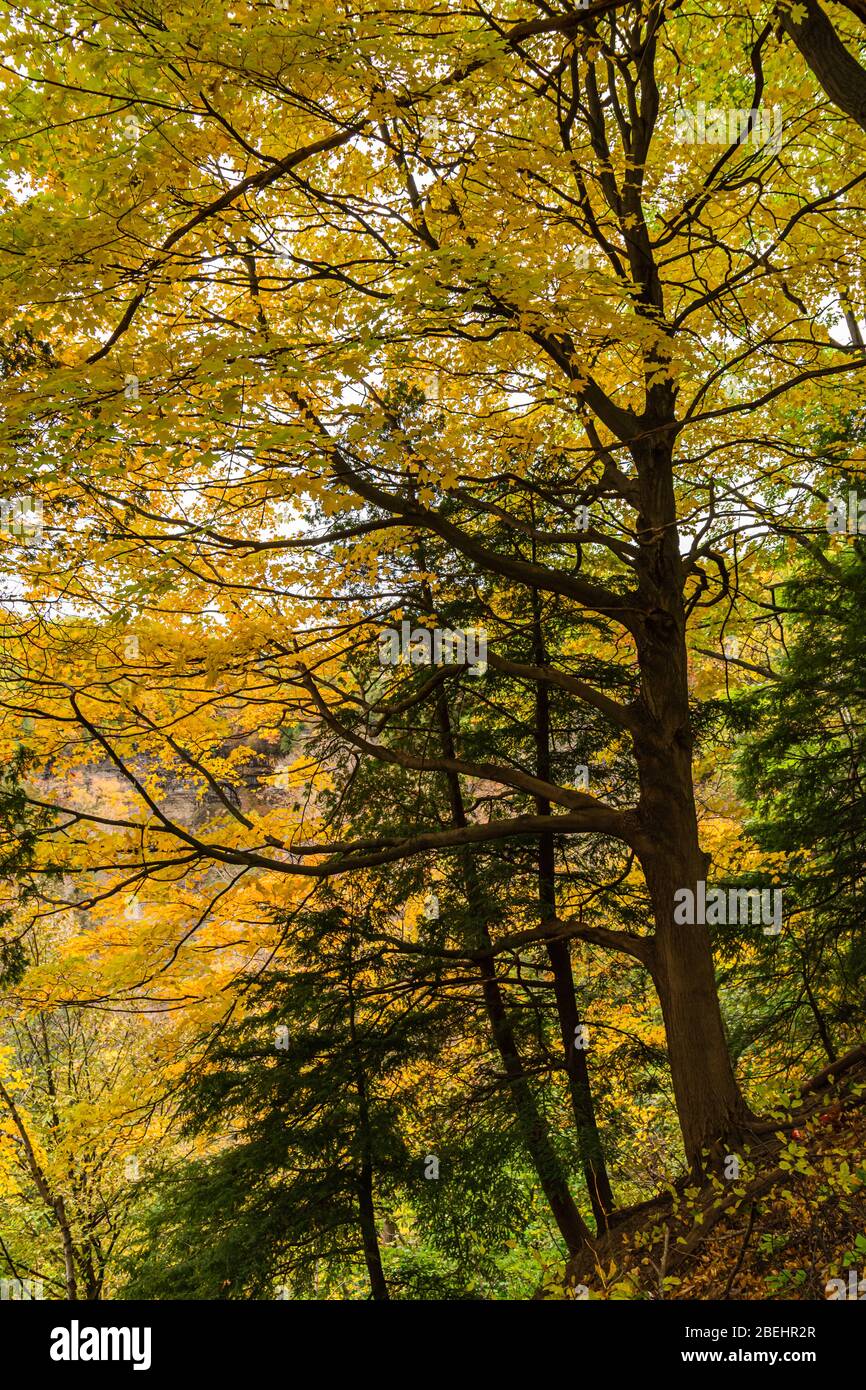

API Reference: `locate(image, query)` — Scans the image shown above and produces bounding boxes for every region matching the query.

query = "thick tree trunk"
[779,0,866,133]
[643,846,753,1167]
[638,736,753,1169]
[632,435,753,1167]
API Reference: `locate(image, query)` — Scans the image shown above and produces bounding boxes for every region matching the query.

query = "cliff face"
[27,731,312,937]
[38,730,305,832]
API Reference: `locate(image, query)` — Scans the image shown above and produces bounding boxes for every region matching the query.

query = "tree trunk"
[474,948,595,1255]
[544,933,616,1229]
[632,434,753,1168]
[346,926,390,1301]
[356,1152,390,1301]
[531,589,615,1230]
[434,688,593,1256]
[643,845,753,1167]
[779,0,866,133]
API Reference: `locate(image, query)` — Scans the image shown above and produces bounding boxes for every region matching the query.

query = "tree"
[123,891,539,1299]
[0,997,163,1300]
[1,0,865,1191]
[735,538,866,1068]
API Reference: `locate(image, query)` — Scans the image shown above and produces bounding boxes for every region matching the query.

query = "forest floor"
[555,1045,866,1301]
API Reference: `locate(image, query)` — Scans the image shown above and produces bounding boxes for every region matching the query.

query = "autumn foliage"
[0,0,865,1300]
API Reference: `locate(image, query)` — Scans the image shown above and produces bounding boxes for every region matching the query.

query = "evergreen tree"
[734,543,866,1066]
[125,895,443,1300]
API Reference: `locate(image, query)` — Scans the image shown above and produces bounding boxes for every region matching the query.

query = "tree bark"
[632,435,753,1167]
[356,1148,390,1302]
[643,845,752,1166]
[778,0,866,133]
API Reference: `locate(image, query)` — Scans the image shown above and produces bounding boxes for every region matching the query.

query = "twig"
[723,1203,756,1299]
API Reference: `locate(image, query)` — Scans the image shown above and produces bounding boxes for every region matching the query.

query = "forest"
[0,0,864,1307]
